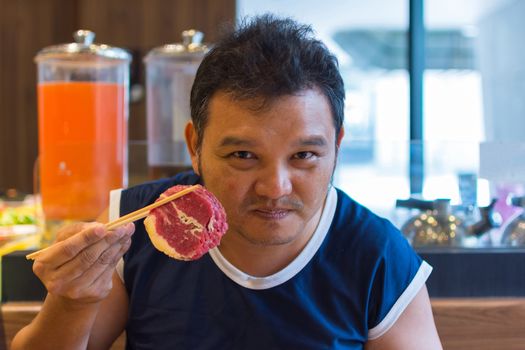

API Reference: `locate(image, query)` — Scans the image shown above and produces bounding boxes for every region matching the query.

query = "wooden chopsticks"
[26,184,199,260]
[105,184,199,230]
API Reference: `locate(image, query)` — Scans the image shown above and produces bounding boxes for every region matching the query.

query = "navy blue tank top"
[117,172,430,349]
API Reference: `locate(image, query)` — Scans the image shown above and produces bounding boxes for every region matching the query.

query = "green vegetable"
[0,208,37,226]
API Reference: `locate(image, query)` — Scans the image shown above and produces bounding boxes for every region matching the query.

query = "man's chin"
[236,229,297,246]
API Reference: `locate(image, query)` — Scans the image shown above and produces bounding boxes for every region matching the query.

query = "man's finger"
[47,231,130,285]
[55,222,92,242]
[37,223,107,267]
[67,234,129,284]
[66,237,130,300]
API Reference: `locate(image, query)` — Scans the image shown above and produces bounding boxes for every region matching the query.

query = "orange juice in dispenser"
[34,30,131,245]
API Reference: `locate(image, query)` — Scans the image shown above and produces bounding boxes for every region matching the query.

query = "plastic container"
[144,30,208,179]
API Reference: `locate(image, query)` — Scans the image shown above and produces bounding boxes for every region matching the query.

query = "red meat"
[144,184,227,260]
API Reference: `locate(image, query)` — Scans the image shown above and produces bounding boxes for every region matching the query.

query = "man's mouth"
[252,208,292,220]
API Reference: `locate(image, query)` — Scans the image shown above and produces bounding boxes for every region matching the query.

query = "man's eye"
[231,151,255,159]
[294,151,316,160]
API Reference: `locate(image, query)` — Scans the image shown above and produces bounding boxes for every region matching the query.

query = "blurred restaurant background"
[1,0,525,349]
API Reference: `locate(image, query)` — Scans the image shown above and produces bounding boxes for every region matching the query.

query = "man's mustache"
[242,197,304,210]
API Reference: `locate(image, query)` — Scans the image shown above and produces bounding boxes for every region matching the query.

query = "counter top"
[2,298,525,349]
[431,298,525,349]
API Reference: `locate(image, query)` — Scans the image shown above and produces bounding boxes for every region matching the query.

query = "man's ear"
[185,122,200,175]
[336,126,345,148]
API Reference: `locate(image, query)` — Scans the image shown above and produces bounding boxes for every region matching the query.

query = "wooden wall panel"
[78,0,234,48]
[77,0,236,141]
[0,0,235,193]
[0,0,77,193]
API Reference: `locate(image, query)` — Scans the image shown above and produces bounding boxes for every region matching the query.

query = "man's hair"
[190,14,345,149]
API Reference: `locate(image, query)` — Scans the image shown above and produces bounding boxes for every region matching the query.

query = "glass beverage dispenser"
[144,30,208,179]
[34,30,130,243]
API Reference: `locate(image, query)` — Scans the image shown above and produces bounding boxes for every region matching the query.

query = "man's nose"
[254,163,293,199]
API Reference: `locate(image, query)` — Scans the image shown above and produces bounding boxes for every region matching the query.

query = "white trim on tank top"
[208,185,337,290]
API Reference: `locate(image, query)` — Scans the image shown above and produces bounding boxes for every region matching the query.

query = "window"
[238,0,409,218]
[237,1,525,236]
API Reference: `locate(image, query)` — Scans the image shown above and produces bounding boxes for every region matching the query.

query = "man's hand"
[31,222,134,305]
[11,222,134,350]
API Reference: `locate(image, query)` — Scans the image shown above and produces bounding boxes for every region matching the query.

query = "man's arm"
[11,222,133,350]
[88,273,129,350]
[365,284,442,350]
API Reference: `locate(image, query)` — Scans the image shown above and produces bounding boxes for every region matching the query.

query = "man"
[13,15,442,349]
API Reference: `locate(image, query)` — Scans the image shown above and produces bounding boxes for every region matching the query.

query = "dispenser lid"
[35,30,131,62]
[144,29,208,61]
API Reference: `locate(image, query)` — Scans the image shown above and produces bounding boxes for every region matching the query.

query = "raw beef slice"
[144,184,227,260]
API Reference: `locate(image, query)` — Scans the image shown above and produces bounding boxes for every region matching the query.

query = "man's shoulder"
[331,188,409,256]
[333,189,397,235]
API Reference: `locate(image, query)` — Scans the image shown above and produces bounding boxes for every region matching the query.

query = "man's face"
[186,89,342,248]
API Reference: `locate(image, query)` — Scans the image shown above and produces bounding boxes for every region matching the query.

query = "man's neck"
[218,238,305,277]
[218,205,324,277]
